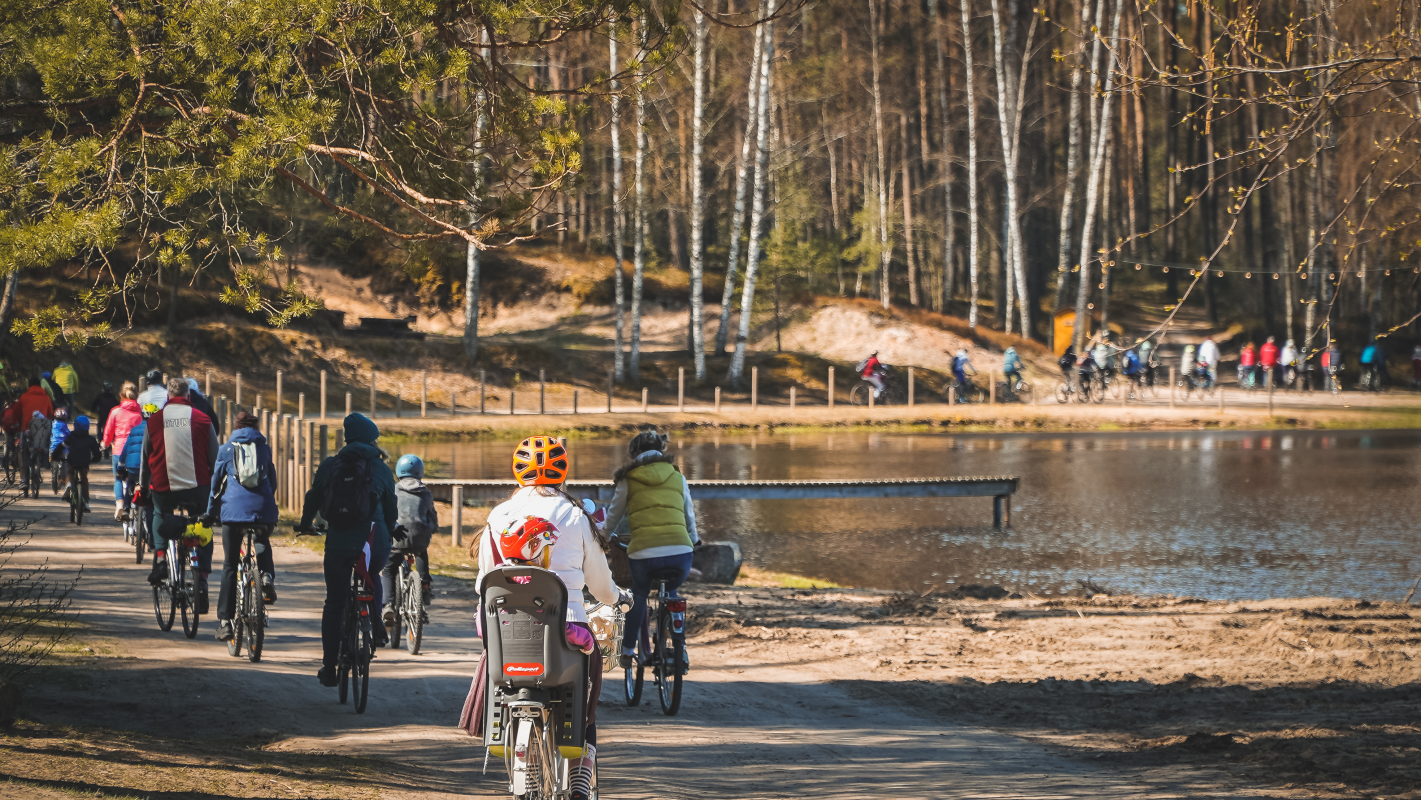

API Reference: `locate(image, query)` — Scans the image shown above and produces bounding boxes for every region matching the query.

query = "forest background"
[2,0,1419,387]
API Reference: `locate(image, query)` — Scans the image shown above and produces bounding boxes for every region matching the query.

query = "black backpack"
[320,449,374,528]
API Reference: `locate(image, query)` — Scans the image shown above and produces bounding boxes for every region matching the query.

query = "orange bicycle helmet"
[511,435,569,486]
[499,516,560,565]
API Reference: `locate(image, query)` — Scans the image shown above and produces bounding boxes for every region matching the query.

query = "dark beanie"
[343,413,379,444]
[234,411,259,429]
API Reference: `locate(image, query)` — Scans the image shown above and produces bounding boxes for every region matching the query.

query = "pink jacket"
[102,399,144,452]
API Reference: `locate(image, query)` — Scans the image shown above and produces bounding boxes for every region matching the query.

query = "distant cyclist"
[102,383,144,521]
[296,413,397,686]
[856,351,888,400]
[382,453,438,632]
[91,382,120,448]
[602,429,699,672]
[49,406,70,493]
[139,378,219,616]
[1199,336,1221,385]
[1057,346,1077,386]
[60,416,102,513]
[1002,347,1024,392]
[207,410,279,643]
[1260,337,1279,387]
[136,369,168,412]
[115,403,157,526]
[952,349,978,398]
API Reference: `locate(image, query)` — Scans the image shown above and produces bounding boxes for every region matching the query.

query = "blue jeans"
[621,552,693,652]
[112,454,125,502]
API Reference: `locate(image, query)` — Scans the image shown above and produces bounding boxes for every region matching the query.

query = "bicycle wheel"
[1055,383,1069,404]
[1090,376,1106,404]
[1016,382,1034,405]
[654,609,682,716]
[50,463,59,495]
[337,624,351,705]
[153,583,175,631]
[73,494,83,526]
[353,601,372,714]
[228,576,245,658]
[386,572,403,650]
[134,515,147,564]
[247,560,265,663]
[624,610,645,706]
[848,383,870,407]
[404,570,424,655]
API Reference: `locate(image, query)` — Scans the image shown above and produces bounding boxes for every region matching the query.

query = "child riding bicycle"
[381,453,438,633]
[60,415,103,512]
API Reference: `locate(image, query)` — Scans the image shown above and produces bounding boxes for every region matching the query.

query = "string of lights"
[1068,258,1419,280]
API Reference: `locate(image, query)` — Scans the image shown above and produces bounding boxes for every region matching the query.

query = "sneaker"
[374,624,390,648]
[147,558,168,587]
[422,582,433,606]
[261,572,277,604]
[113,504,124,522]
[195,576,209,615]
[619,648,635,669]
[215,620,234,641]
[383,610,396,630]
[317,666,339,687]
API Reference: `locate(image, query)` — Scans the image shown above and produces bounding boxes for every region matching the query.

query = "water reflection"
[387,429,1421,600]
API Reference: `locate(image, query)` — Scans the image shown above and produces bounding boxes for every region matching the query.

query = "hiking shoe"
[261,572,277,604]
[215,620,234,641]
[317,666,339,687]
[147,558,168,587]
[422,583,434,606]
[619,652,634,669]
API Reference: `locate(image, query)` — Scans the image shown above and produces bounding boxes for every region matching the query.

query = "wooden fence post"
[319,423,329,463]
[320,370,327,419]
[678,368,685,412]
[298,392,305,420]
[276,370,283,417]
[421,371,428,418]
[908,368,915,407]
[396,392,402,418]
[641,387,648,413]
[607,371,613,413]
[452,486,464,547]
[790,386,796,409]
[510,389,515,415]
[205,370,211,398]
[539,369,546,414]
[573,390,579,415]
[235,371,242,406]
[1169,366,1176,409]
[751,367,759,410]
[828,366,835,408]
[451,391,457,417]
[989,370,996,405]
[480,370,486,414]
[714,386,721,412]
[369,371,377,416]
[345,392,352,417]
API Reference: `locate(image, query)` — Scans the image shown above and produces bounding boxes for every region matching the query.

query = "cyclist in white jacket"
[475,435,628,800]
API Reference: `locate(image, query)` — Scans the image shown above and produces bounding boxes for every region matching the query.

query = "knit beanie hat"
[234,411,260,429]
[343,413,380,444]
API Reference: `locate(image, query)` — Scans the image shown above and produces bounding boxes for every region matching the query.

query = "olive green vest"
[623,460,692,555]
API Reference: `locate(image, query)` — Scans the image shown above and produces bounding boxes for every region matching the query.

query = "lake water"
[386,430,1421,600]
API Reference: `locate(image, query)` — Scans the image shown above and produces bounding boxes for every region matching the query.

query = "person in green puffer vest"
[603,428,700,670]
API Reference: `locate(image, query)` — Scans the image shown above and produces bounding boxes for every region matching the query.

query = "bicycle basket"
[585,602,625,672]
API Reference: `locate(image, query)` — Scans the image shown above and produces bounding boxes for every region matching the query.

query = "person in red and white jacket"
[138,378,219,598]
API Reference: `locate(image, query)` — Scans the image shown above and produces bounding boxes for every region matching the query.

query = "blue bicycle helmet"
[73,415,90,433]
[395,453,425,479]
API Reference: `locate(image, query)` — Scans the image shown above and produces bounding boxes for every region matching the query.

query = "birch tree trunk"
[959,0,981,328]
[463,30,490,361]
[870,0,891,309]
[1053,0,1088,317]
[929,0,955,310]
[610,34,627,381]
[1073,0,1121,351]
[0,269,18,359]
[728,0,777,385]
[900,111,918,306]
[629,17,649,382]
[988,0,1021,334]
[689,10,709,381]
[715,0,767,355]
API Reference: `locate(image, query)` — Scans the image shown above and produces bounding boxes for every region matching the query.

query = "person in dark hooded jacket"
[205,411,279,642]
[297,413,397,687]
[381,454,438,629]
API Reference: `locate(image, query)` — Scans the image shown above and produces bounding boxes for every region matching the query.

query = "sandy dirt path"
[14,472,1287,799]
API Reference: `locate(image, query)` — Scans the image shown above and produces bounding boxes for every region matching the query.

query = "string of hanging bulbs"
[1067,259,1416,281]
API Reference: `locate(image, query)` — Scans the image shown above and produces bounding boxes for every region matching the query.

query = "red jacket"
[862,356,882,378]
[139,397,218,493]
[1240,346,1256,367]
[1260,342,1278,366]
[17,386,53,425]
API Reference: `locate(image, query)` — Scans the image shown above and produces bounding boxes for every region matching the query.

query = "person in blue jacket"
[204,410,279,643]
[296,413,398,687]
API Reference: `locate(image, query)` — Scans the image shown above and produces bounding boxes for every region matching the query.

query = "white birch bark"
[462,30,491,359]
[989,0,1017,333]
[610,34,627,381]
[1053,0,1089,315]
[689,10,710,381]
[1008,4,1035,337]
[929,0,955,308]
[900,111,918,306]
[728,0,777,385]
[959,0,981,328]
[629,16,648,381]
[715,0,767,355]
[1072,0,1123,350]
[870,0,891,309]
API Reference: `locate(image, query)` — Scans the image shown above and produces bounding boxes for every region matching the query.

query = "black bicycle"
[386,546,427,655]
[849,370,906,406]
[226,524,270,663]
[153,507,204,639]
[624,567,687,716]
[3,435,17,486]
[297,525,375,713]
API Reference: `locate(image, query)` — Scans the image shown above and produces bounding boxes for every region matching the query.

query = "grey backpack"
[233,441,265,489]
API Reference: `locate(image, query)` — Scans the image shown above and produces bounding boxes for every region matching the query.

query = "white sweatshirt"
[476,486,620,624]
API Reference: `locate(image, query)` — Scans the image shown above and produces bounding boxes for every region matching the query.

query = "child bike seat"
[480,565,585,690]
